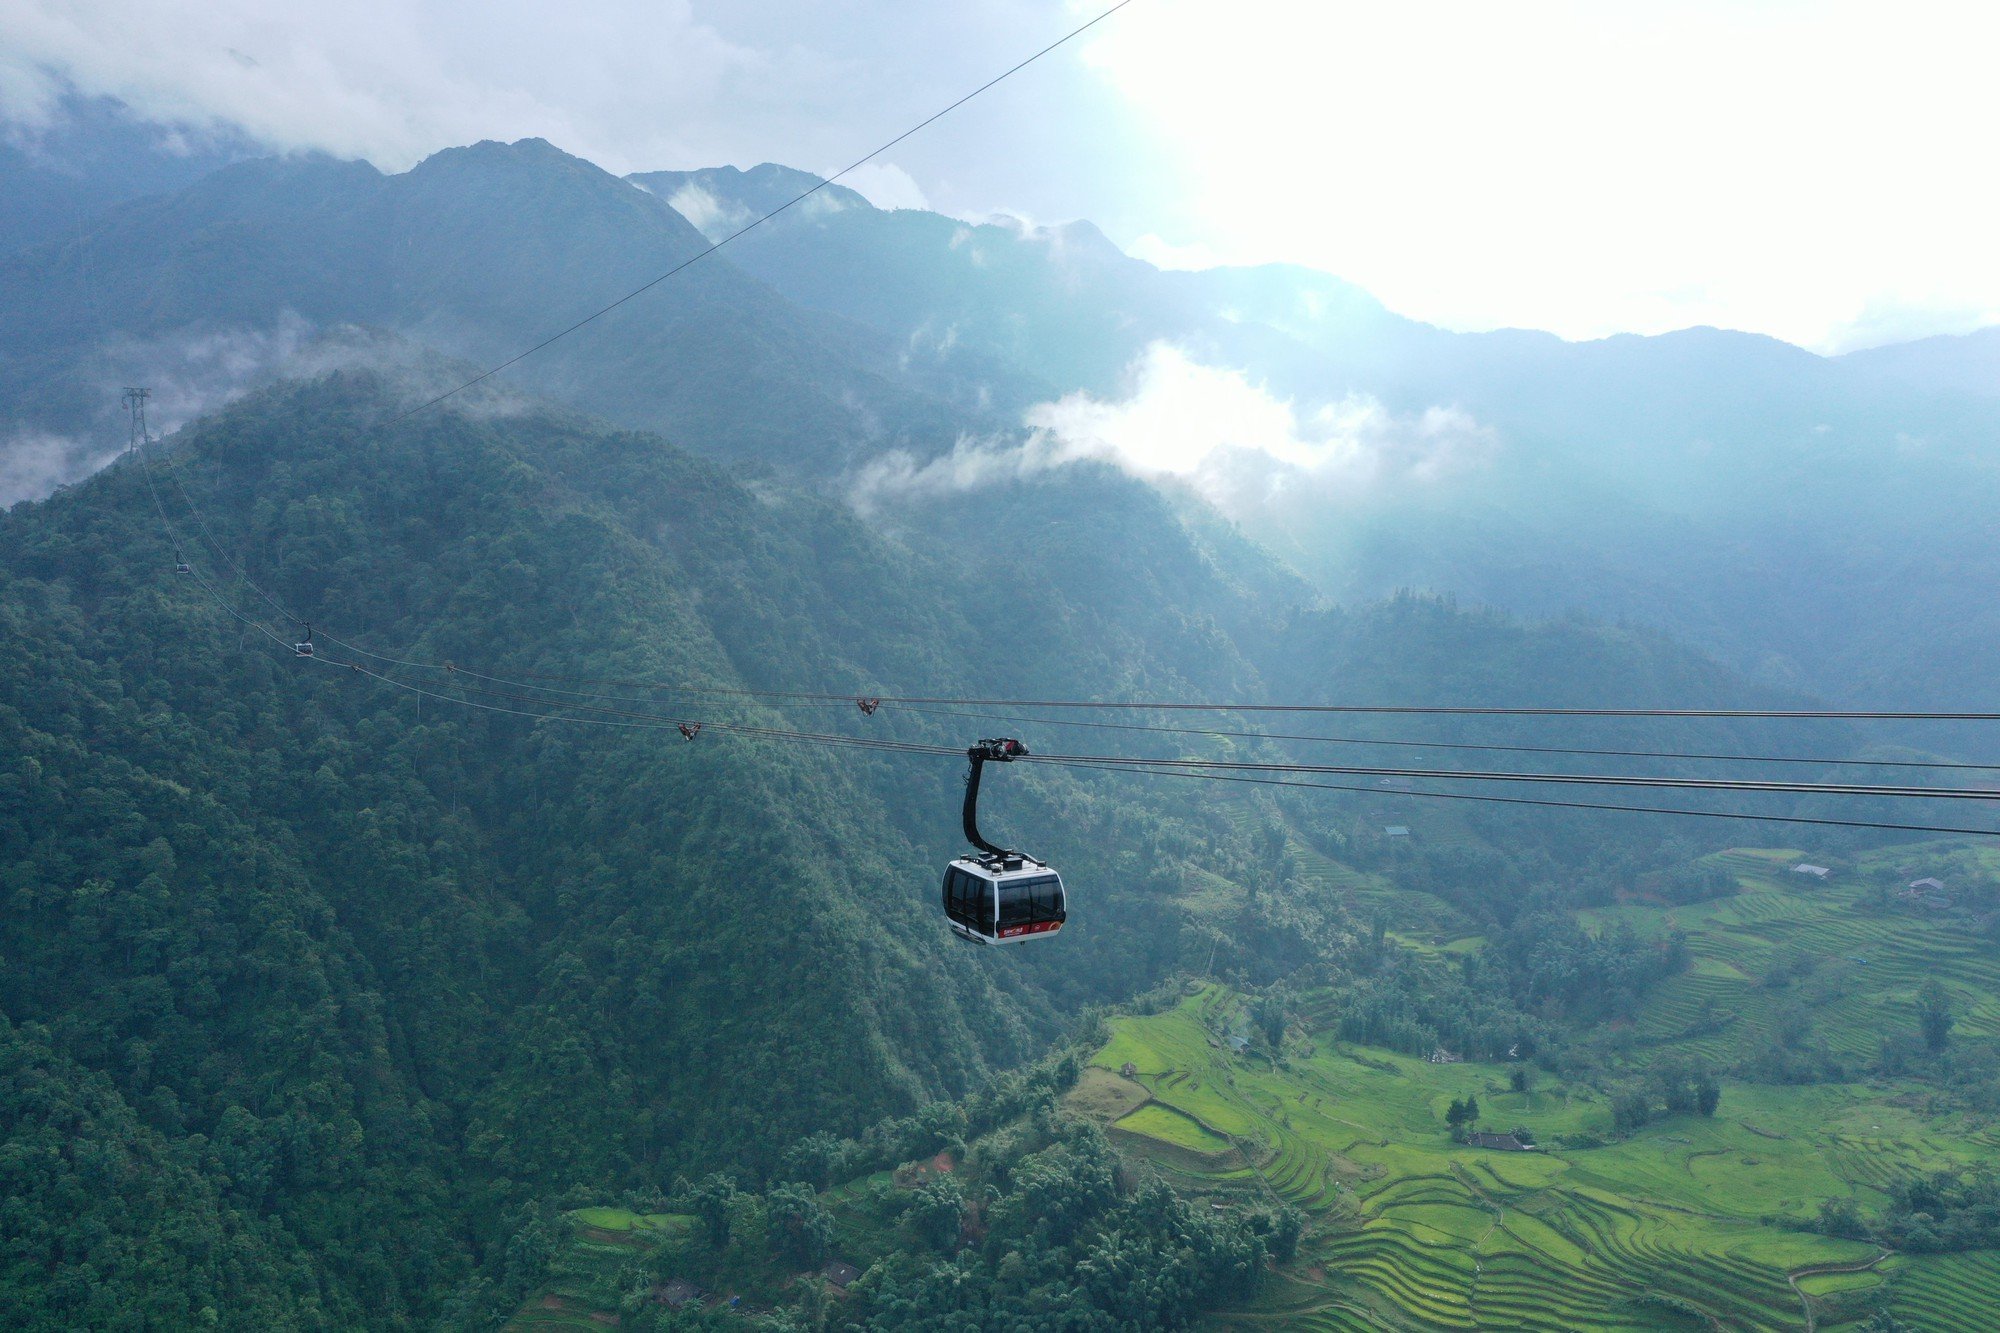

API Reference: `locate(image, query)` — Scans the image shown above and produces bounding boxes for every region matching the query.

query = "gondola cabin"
[942,853,1065,945]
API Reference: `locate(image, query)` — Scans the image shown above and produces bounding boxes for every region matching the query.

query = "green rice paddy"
[1581,844,2000,1068]
[1085,969,1999,1331]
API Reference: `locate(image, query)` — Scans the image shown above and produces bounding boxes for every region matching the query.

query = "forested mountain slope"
[0,138,1020,481]
[0,359,1869,1326]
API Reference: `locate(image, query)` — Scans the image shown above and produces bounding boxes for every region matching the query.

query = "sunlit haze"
[1084,0,2000,350]
[5,0,1999,349]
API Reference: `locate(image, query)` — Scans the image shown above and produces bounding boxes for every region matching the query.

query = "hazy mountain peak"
[409,135,621,187]
[1839,323,2000,398]
[627,162,872,240]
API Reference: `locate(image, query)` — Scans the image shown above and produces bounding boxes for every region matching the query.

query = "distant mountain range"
[4,133,1998,705]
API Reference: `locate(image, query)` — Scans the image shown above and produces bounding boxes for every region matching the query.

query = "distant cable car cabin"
[942,738,1066,945]
[294,623,315,658]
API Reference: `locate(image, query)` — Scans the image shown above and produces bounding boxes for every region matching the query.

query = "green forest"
[2,364,1998,1331]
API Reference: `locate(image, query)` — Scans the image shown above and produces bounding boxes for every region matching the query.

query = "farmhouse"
[1792,864,1831,879]
[655,1279,708,1309]
[1428,1048,1462,1064]
[1385,825,1411,838]
[1909,877,1945,893]
[1120,1061,1139,1078]
[822,1261,862,1290]
[1466,1131,1532,1151]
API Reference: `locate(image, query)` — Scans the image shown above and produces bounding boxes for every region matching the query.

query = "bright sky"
[5,0,1997,351]
[1086,0,2000,351]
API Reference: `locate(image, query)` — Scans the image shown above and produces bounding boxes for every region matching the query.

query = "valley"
[4,61,2000,1330]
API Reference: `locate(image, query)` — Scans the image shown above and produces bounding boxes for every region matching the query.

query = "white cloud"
[849,430,1081,513]
[1026,343,1491,490]
[851,342,1492,511]
[840,161,928,211]
[12,1,1999,348]
[91,314,318,435]
[0,317,505,507]
[1123,233,1226,272]
[659,181,754,242]
[0,0,822,174]
[0,429,118,508]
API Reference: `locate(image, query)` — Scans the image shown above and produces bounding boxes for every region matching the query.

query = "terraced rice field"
[502,1209,695,1331]
[1087,986,1996,1331]
[1579,844,2000,1067]
[1271,812,1477,939]
[1884,1249,2000,1330]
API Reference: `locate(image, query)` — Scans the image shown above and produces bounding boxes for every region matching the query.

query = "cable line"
[275,663,2000,806]
[152,454,300,630]
[779,692,2000,723]
[308,658,2000,824]
[141,453,2000,798]
[384,676,2000,800]
[135,512,2000,840]
[1051,762,2000,840]
[1018,752,2000,803]
[252,653,2000,726]
[193,644,2000,771]
[317,654,965,755]
[882,702,2000,774]
[386,0,1138,425]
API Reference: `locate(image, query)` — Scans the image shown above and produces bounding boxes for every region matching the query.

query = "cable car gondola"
[942,738,1066,944]
[294,622,315,658]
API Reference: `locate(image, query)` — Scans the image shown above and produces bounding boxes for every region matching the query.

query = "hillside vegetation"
[4,361,1880,1325]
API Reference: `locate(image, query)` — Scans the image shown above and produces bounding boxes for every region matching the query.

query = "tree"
[1463,1095,1480,1125]
[907,1175,966,1252]
[1255,990,1287,1049]
[1816,1197,1866,1240]
[1271,1206,1306,1263]
[689,1174,738,1250]
[780,1133,844,1192]
[1917,981,1955,1052]
[767,1181,833,1269]
[1445,1098,1470,1128]
[1695,1075,1721,1117]
[1611,1090,1652,1135]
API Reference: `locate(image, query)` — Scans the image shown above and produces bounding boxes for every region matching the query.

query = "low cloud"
[1124,233,1228,272]
[91,313,318,435]
[0,429,119,508]
[661,181,755,242]
[849,430,1084,514]
[0,315,320,505]
[0,318,532,507]
[841,161,927,212]
[852,342,1494,515]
